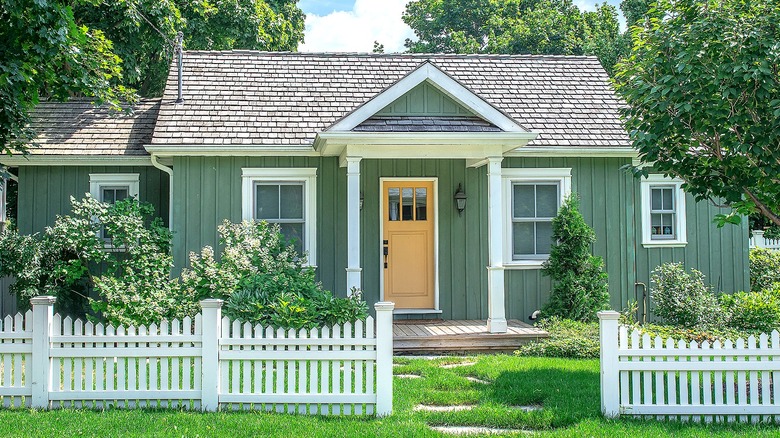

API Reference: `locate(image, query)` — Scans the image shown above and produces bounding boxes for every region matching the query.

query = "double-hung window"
[503,168,572,268]
[242,168,317,265]
[640,174,687,247]
[89,173,140,240]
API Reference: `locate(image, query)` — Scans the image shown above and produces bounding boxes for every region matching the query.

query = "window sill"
[642,241,687,248]
[503,260,547,270]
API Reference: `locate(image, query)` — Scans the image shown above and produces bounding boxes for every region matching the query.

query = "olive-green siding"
[171,156,349,297]
[16,166,169,234]
[15,156,750,323]
[376,82,473,116]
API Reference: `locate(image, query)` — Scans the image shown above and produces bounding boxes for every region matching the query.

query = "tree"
[403,0,626,75]
[0,0,134,158]
[542,195,610,321]
[614,0,780,227]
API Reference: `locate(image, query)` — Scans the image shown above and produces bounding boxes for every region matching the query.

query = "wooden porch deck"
[393,319,548,353]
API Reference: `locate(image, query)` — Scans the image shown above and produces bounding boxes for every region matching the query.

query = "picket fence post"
[30,296,56,409]
[598,310,620,419]
[200,299,223,412]
[374,301,395,417]
[753,230,766,249]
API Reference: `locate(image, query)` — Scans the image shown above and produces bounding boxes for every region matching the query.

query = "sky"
[298,0,625,53]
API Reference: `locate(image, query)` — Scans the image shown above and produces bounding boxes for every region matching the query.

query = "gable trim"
[327,62,527,133]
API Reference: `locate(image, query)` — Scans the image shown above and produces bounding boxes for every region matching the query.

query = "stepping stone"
[510,405,542,412]
[430,426,531,435]
[414,404,475,412]
[441,362,477,369]
[465,376,490,385]
[394,374,421,379]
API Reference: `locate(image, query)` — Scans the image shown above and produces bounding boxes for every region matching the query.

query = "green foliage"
[182,220,368,329]
[614,0,780,227]
[632,322,757,346]
[402,0,627,75]
[0,196,196,325]
[515,317,600,359]
[749,248,780,293]
[541,194,610,322]
[720,289,780,333]
[649,263,720,329]
[0,0,135,157]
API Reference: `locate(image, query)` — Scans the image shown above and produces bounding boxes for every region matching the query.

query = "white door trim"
[378,177,440,312]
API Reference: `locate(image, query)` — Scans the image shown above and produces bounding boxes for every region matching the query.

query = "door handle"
[383,240,388,268]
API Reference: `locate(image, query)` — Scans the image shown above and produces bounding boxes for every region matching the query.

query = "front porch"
[393,319,548,353]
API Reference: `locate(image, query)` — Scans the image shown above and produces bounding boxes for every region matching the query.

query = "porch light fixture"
[360,192,364,210]
[454,183,467,216]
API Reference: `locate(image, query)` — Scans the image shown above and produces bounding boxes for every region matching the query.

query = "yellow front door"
[382,180,435,309]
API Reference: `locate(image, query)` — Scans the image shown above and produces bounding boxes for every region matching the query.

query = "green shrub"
[749,248,780,292]
[183,220,368,329]
[541,194,610,322]
[649,263,720,329]
[515,317,600,359]
[630,322,756,346]
[720,288,780,333]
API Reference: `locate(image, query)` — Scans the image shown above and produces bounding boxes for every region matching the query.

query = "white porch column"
[346,157,362,292]
[487,157,507,333]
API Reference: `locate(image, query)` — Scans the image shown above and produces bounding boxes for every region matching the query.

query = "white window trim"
[241,168,317,266]
[89,174,140,201]
[502,168,572,269]
[641,174,687,247]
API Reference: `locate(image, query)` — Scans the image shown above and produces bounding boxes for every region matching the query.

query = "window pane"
[651,188,662,210]
[536,184,558,218]
[662,213,674,236]
[279,223,304,255]
[402,188,413,221]
[102,188,116,204]
[415,188,427,221]
[279,184,304,219]
[651,213,662,235]
[255,184,280,219]
[536,221,554,255]
[513,185,535,218]
[662,188,674,210]
[512,222,535,257]
[388,188,400,221]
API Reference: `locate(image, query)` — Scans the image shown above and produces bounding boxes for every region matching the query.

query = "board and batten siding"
[16,166,169,235]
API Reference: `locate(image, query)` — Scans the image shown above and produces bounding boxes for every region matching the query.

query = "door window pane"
[415,188,427,221]
[402,188,414,221]
[388,188,400,221]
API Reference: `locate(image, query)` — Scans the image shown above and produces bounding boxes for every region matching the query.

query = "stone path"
[394,374,421,379]
[441,361,477,369]
[465,376,490,385]
[415,404,476,412]
[430,426,533,435]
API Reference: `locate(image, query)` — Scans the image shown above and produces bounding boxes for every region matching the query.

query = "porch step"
[393,319,548,353]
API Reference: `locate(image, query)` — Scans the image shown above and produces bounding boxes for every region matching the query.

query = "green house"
[2,52,749,331]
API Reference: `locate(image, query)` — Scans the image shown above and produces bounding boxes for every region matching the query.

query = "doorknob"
[383,240,388,268]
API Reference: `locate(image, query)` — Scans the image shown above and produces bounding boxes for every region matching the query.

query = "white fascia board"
[327,62,527,133]
[0,155,153,166]
[143,145,319,157]
[505,146,638,158]
[317,131,538,156]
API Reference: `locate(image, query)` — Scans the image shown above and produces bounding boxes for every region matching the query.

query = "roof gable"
[327,61,527,133]
[375,82,474,117]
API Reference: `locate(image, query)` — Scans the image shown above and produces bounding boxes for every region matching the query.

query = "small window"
[511,183,559,259]
[641,175,687,247]
[502,168,572,268]
[254,182,305,255]
[89,174,140,241]
[241,168,317,266]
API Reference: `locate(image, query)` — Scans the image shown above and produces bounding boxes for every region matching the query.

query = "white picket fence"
[599,311,780,422]
[750,230,780,250]
[0,296,394,415]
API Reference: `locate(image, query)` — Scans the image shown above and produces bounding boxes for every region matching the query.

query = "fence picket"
[714,340,725,423]
[736,338,747,422]
[773,331,779,424]
[701,340,712,423]
[689,340,700,423]
[759,333,769,423]
[297,328,307,414]
[95,324,104,393]
[243,322,253,403]
[160,321,170,402]
[355,319,364,415]
[275,328,285,413]
[619,326,629,411]
[231,319,240,401]
[747,336,759,424]
[331,324,342,415]
[264,327,273,397]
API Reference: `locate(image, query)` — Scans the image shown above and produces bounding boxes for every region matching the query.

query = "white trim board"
[328,62,528,133]
[89,174,140,200]
[241,168,318,266]
[2,156,154,166]
[378,177,440,312]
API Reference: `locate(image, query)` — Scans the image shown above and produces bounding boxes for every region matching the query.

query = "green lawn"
[1,355,779,437]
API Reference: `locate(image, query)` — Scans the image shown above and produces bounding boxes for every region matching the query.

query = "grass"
[1,355,780,437]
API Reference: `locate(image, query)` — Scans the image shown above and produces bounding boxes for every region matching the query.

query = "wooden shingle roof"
[151,51,629,149]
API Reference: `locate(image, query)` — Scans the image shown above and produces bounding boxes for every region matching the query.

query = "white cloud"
[300,0,415,53]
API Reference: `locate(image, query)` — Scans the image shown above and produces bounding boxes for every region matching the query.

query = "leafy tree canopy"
[402,0,627,75]
[614,0,780,227]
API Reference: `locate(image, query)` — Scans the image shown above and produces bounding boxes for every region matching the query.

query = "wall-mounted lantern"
[454,183,467,216]
[359,192,364,210]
